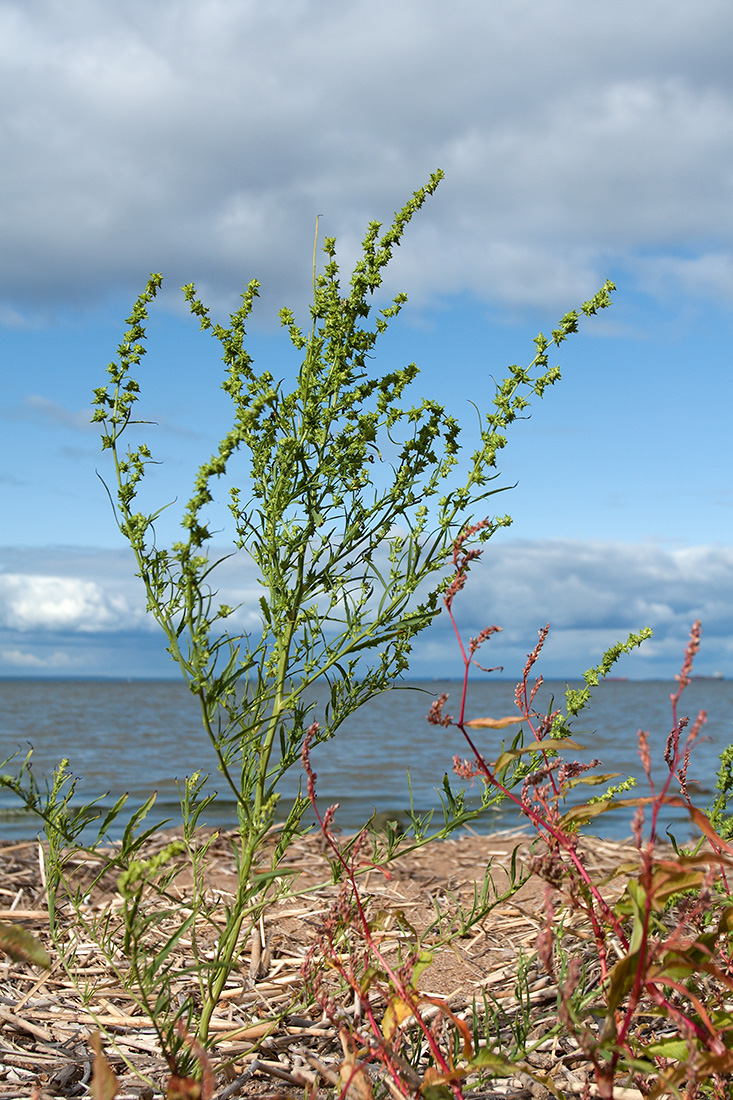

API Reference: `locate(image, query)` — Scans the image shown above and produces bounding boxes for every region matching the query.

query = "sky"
[1,0,732,682]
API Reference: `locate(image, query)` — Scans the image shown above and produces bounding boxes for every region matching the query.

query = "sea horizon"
[0,674,725,683]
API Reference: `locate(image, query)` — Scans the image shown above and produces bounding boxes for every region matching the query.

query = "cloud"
[0,546,264,638]
[2,394,94,432]
[0,540,731,679]
[632,253,733,305]
[0,572,148,632]
[0,647,74,669]
[1,0,732,322]
[0,303,40,330]
[430,539,733,678]
[469,541,733,633]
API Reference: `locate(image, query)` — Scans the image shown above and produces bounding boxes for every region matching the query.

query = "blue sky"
[1,0,732,681]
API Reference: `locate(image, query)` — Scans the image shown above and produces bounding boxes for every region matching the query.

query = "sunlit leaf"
[470,1048,514,1074]
[465,715,523,729]
[565,772,620,788]
[644,1037,689,1060]
[493,737,584,771]
[383,993,416,1041]
[648,868,705,908]
[560,794,655,827]
[685,803,733,853]
[411,948,433,984]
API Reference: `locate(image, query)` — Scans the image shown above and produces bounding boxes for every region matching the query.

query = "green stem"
[196,832,259,1045]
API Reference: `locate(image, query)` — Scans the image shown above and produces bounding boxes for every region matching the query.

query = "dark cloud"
[1,0,732,323]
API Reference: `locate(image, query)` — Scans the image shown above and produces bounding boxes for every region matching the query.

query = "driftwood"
[0,828,643,1099]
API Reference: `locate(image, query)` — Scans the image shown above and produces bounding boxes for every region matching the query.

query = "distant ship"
[693,672,725,681]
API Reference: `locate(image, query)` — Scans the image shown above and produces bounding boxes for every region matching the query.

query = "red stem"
[304,744,464,1096]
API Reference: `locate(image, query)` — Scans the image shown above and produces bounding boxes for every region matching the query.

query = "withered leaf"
[90,1031,119,1100]
[0,921,51,969]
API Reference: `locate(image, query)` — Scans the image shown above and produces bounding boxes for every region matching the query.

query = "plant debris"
[0,827,645,1099]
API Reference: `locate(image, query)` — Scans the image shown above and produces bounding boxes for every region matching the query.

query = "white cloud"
[632,253,733,305]
[0,540,731,679]
[0,647,74,669]
[0,0,732,321]
[426,539,733,679]
[0,572,147,632]
[3,395,94,431]
[453,540,733,633]
[0,548,264,637]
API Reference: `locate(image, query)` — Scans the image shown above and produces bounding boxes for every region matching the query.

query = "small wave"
[0,805,40,821]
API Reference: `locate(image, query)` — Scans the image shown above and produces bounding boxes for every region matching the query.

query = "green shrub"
[3,172,615,1070]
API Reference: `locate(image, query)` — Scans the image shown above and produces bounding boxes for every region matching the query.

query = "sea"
[1,678,732,845]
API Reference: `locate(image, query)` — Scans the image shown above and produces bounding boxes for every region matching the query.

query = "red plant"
[299,523,733,1099]
[301,724,475,1099]
[431,522,733,1098]
[165,1020,214,1100]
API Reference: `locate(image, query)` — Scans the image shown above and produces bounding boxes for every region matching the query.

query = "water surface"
[1,678,731,843]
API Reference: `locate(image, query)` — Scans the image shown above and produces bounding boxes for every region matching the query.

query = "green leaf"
[560,795,655,828]
[469,1049,568,1099]
[470,1048,514,1074]
[0,922,51,969]
[422,1086,453,1100]
[565,771,620,789]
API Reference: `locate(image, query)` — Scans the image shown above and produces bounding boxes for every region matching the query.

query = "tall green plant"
[88,171,614,1050]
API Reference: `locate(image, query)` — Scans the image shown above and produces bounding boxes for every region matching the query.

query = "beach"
[0,826,646,1099]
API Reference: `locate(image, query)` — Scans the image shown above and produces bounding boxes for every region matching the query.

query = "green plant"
[3,173,615,1077]
[708,746,733,841]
